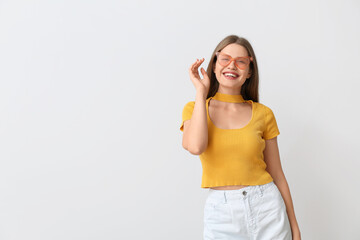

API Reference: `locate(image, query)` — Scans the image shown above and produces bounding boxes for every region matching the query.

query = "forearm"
[273,174,301,238]
[186,91,208,154]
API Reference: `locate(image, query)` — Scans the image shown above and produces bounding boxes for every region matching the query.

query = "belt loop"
[223,191,227,203]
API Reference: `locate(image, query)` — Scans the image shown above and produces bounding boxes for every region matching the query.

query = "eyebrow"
[221,52,248,58]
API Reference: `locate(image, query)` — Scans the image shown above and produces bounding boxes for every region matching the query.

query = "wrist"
[291,228,301,237]
[196,90,207,100]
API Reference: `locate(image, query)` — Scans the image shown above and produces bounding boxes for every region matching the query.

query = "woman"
[179,35,301,240]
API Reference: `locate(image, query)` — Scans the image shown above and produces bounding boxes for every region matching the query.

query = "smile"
[223,73,239,80]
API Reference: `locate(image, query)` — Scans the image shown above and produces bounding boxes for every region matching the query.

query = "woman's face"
[213,43,252,91]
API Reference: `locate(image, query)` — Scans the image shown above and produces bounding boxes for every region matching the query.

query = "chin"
[220,78,241,84]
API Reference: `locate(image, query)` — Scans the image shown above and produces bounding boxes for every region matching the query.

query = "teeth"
[224,73,237,77]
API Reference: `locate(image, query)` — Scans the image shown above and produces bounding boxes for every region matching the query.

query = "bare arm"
[182,91,208,155]
[182,58,210,155]
[264,137,301,240]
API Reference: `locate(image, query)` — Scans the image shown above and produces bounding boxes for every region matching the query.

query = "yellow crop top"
[179,93,280,188]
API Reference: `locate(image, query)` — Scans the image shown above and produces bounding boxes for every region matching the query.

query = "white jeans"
[203,181,292,240]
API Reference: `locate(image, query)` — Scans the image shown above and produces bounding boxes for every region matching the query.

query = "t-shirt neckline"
[207,97,254,131]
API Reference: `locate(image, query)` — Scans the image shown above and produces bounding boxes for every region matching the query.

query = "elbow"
[189,149,204,155]
[182,134,207,155]
[182,139,189,151]
[182,140,205,155]
[187,145,206,155]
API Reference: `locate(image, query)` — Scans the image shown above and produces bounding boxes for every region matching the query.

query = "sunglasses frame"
[215,52,253,70]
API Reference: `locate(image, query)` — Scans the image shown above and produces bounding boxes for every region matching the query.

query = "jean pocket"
[271,184,286,207]
[204,198,223,215]
[204,200,217,222]
[204,196,232,224]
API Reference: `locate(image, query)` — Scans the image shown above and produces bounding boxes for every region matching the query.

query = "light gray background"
[0,0,359,239]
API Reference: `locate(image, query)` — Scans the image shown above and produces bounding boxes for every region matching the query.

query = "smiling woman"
[179,35,301,240]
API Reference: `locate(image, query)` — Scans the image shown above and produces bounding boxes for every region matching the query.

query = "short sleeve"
[263,106,280,140]
[179,101,195,132]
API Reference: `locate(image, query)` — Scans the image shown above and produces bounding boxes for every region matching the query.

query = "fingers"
[189,58,205,72]
[200,67,209,80]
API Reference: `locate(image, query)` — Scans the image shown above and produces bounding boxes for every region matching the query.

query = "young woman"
[179,35,301,240]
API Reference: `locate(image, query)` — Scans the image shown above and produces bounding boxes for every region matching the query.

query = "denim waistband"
[207,181,275,202]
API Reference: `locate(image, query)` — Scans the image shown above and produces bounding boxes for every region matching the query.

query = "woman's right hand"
[188,58,210,95]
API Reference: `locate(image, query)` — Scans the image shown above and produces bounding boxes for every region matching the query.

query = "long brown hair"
[206,35,259,102]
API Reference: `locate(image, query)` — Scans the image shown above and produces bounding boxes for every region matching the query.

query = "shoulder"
[183,100,195,109]
[181,101,195,116]
[253,102,276,118]
[254,101,273,111]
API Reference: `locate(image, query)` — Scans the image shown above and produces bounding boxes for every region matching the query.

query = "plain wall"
[0,0,359,239]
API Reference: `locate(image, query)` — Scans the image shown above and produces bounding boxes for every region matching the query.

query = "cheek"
[239,69,249,77]
[216,70,223,80]
[214,65,224,78]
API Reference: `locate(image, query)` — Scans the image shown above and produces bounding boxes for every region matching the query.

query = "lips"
[223,72,239,79]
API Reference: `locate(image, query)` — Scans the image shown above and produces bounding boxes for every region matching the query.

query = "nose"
[227,60,237,69]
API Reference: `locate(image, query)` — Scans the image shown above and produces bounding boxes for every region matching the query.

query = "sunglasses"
[215,52,253,70]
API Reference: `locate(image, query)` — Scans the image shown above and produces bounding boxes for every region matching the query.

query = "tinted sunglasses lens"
[236,58,249,69]
[217,53,250,69]
[218,54,230,66]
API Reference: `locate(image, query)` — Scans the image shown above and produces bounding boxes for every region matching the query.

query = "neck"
[212,91,245,103]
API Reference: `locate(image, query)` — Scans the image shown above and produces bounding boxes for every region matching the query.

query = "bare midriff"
[210,185,249,190]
